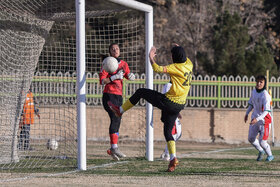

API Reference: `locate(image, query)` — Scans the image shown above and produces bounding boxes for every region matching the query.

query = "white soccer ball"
[47,138,58,150]
[102,57,118,73]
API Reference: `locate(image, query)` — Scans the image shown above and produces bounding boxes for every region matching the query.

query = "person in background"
[244,75,274,161]
[160,82,182,161]
[99,43,135,161]
[18,89,40,150]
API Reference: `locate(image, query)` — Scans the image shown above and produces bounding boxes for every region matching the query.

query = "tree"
[264,0,280,34]
[139,0,279,76]
[211,11,249,76]
[207,11,276,76]
[245,36,277,77]
[151,0,217,75]
[264,0,280,70]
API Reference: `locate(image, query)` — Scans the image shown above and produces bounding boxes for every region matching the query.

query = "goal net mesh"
[0,0,146,170]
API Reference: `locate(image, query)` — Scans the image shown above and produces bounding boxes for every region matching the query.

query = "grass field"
[1,141,280,186]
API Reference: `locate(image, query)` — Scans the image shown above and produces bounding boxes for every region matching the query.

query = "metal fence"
[31,72,280,109]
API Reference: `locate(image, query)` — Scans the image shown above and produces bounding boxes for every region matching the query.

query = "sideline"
[178,146,253,158]
[0,147,252,183]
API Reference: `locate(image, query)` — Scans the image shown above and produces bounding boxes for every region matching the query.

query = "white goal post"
[0,0,150,172]
[76,0,154,170]
[76,0,87,171]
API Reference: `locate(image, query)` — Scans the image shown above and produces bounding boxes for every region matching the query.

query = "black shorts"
[102,93,123,134]
[129,88,184,124]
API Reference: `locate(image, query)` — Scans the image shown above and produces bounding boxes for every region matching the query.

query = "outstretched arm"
[171,43,179,47]
[149,46,167,73]
[149,46,156,65]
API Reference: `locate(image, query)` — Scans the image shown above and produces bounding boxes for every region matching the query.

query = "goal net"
[0,0,146,171]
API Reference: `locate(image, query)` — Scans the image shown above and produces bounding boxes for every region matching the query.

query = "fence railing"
[31,72,280,109]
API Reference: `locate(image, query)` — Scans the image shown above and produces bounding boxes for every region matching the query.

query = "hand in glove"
[110,70,123,81]
[128,73,135,81]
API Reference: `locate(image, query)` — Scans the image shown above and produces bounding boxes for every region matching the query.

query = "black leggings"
[18,124,31,150]
[102,93,123,134]
[129,88,184,141]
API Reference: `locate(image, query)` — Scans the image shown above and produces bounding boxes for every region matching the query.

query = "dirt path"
[3,173,280,187]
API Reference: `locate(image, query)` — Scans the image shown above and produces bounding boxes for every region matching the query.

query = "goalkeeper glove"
[128,73,135,81]
[110,70,123,82]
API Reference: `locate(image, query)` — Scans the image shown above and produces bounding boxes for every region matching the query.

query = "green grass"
[80,156,280,177]
[81,147,280,177]
[2,146,280,178]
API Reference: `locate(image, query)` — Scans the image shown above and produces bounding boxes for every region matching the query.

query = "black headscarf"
[255,75,266,93]
[171,46,186,63]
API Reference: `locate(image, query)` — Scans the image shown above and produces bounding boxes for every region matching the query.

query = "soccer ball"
[102,57,118,73]
[47,138,58,150]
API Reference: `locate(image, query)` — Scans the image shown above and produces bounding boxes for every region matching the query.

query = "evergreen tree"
[212,11,249,76]
[207,11,277,76]
[264,0,280,34]
[245,36,277,77]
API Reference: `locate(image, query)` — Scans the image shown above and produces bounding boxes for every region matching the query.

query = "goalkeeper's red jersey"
[99,59,130,95]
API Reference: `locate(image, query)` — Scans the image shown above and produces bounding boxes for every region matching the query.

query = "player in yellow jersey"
[108,44,193,172]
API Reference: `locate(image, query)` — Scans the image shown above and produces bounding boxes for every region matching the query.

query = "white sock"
[170,153,176,161]
[251,139,264,152]
[260,140,272,156]
[164,145,169,155]
[120,106,124,114]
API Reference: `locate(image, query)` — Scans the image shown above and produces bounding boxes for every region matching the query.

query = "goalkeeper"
[108,44,193,172]
[99,43,135,161]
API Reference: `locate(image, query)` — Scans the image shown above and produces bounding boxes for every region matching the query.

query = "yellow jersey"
[152,58,193,104]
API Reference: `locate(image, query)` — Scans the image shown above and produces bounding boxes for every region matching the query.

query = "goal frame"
[76,0,154,170]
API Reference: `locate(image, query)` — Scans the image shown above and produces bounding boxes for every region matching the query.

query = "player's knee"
[248,137,255,144]
[165,136,174,142]
[174,133,182,141]
[260,140,268,148]
[135,88,145,95]
[109,124,120,134]
[164,132,174,142]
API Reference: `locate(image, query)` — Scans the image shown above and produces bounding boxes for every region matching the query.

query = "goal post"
[75,0,154,170]
[0,0,153,172]
[107,0,154,162]
[76,0,87,171]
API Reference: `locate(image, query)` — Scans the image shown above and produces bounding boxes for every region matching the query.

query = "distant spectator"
[18,90,40,150]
